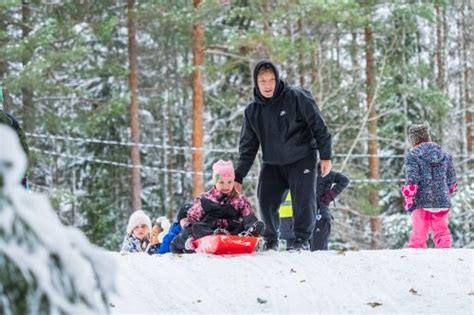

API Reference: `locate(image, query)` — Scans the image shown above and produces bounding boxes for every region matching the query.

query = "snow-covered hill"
[109,248,473,314]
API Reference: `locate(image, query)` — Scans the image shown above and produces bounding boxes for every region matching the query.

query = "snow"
[110,248,473,314]
[2,123,473,314]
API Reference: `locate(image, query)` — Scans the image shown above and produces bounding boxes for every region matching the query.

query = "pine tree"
[0,125,115,314]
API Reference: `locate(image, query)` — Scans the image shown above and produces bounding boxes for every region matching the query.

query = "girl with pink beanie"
[170,160,265,253]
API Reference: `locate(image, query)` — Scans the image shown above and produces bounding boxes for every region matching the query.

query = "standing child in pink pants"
[402,124,458,248]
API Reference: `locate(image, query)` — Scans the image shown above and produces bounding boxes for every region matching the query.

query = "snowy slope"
[109,249,473,314]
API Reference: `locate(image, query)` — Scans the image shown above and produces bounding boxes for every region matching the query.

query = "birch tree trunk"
[0,10,11,111]
[435,3,445,92]
[21,1,34,132]
[462,0,473,161]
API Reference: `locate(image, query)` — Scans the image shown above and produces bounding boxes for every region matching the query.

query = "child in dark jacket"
[402,124,457,248]
[312,164,350,251]
[159,204,192,254]
[279,163,349,251]
[120,210,158,254]
[171,160,265,253]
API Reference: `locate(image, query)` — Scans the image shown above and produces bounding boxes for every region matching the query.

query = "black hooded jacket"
[317,168,350,219]
[235,60,332,183]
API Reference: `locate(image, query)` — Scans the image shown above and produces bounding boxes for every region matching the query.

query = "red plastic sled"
[193,235,261,255]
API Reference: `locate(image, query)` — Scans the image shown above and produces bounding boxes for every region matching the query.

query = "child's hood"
[412,142,447,164]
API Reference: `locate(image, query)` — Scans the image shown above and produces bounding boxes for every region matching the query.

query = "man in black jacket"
[234,60,332,251]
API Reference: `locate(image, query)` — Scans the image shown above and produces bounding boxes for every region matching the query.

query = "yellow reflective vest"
[279,192,293,218]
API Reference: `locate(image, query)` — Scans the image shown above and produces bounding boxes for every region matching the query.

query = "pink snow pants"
[408,209,452,248]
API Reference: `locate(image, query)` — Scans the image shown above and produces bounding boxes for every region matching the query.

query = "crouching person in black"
[171,160,264,253]
[311,163,350,251]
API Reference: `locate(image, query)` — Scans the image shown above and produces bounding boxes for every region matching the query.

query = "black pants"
[279,217,295,247]
[170,227,192,253]
[310,218,331,251]
[258,151,317,242]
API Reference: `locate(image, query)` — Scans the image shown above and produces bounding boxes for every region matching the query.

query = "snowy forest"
[0,0,472,252]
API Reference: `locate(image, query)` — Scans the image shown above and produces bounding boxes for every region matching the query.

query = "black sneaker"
[290,238,310,251]
[246,221,265,237]
[263,239,279,251]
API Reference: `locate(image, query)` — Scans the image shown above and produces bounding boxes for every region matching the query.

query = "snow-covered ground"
[109,248,473,314]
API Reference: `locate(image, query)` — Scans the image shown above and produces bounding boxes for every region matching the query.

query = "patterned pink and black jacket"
[402,142,457,212]
[187,187,254,229]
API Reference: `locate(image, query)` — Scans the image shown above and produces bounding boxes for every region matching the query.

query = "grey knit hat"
[408,124,431,146]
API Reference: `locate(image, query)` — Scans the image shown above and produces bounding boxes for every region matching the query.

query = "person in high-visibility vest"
[278,191,295,247]
[279,164,350,251]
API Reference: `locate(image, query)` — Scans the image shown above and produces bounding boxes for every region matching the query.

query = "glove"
[401,184,418,211]
[239,220,265,237]
[320,190,338,207]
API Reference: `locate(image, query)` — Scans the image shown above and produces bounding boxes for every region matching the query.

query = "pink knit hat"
[212,160,235,183]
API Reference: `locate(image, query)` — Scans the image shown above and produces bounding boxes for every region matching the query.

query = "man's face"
[257,71,276,98]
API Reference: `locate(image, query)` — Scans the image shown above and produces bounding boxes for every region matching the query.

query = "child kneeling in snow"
[171,160,265,253]
[402,124,458,248]
[120,210,158,254]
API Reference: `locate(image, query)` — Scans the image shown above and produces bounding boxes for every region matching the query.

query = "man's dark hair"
[257,64,275,77]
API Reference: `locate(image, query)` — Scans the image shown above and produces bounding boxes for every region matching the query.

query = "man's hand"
[320,160,332,177]
[234,181,242,193]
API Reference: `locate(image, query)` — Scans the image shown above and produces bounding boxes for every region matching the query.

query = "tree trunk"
[192,0,205,197]
[435,4,445,92]
[285,18,293,84]
[0,9,8,95]
[261,0,271,35]
[0,11,12,111]
[462,0,473,161]
[335,23,340,67]
[310,45,320,103]
[370,216,382,249]
[351,31,359,86]
[298,15,305,87]
[364,25,380,217]
[350,30,359,111]
[127,0,142,213]
[401,18,409,153]
[21,1,34,132]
